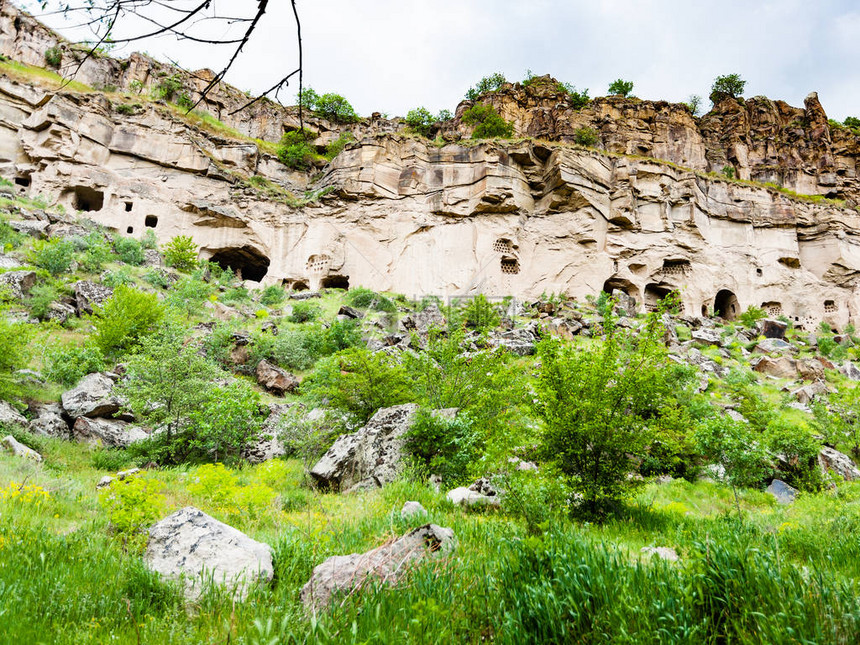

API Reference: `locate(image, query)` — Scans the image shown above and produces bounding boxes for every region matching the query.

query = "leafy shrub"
[276,128,317,170]
[186,463,276,525]
[113,235,144,265]
[222,284,251,305]
[29,238,75,276]
[0,220,26,251]
[297,87,320,110]
[345,286,396,312]
[142,268,170,289]
[176,91,194,110]
[765,418,822,491]
[102,266,135,288]
[93,286,165,356]
[260,284,285,306]
[738,305,766,328]
[564,85,591,109]
[607,79,633,97]
[289,301,321,323]
[722,165,736,179]
[42,341,105,386]
[405,409,480,487]
[163,235,197,271]
[44,46,62,68]
[78,231,114,273]
[574,126,599,146]
[324,132,354,160]
[710,73,746,103]
[113,102,138,116]
[303,348,413,425]
[461,104,514,139]
[315,93,359,123]
[91,448,133,471]
[463,294,500,333]
[465,72,506,100]
[98,475,167,551]
[152,74,183,101]
[686,94,703,115]
[0,313,31,396]
[27,283,58,320]
[140,229,158,250]
[187,380,265,464]
[277,408,349,467]
[404,107,452,137]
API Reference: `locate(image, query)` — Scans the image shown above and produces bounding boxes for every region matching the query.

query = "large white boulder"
[61,372,123,419]
[145,507,274,601]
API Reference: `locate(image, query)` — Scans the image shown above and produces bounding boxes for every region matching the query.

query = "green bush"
[461,104,514,139]
[288,301,321,323]
[27,283,58,320]
[152,74,183,102]
[78,231,114,273]
[163,235,197,272]
[98,475,167,551]
[766,418,822,491]
[465,72,506,100]
[0,312,31,396]
[91,448,133,471]
[140,229,158,250]
[43,341,105,386]
[686,94,703,115]
[315,93,359,123]
[93,286,165,356]
[573,126,599,146]
[142,268,170,289]
[296,87,320,111]
[259,284,285,306]
[710,73,746,103]
[324,132,354,161]
[28,238,75,276]
[0,220,26,251]
[44,46,62,68]
[276,128,317,170]
[463,294,500,333]
[303,348,413,425]
[404,107,452,138]
[738,305,766,328]
[564,85,590,109]
[102,266,135,288]
[113,235,144,265]
[607,79,633,97]
[164,275,213,315]
[345,286,397,312]
[404,409,479,488]
[187,380,265,464]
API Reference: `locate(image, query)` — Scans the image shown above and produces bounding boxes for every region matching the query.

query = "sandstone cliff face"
[454,77,860,205]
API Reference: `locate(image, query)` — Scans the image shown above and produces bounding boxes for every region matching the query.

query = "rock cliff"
[2,3,860,329]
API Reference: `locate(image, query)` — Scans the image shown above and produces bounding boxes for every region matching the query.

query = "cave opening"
[145,215,158,228]
[14,176,30,187]
[320,275,350,290]
[644,283,673,312]
[209,246,270,282]
[72,186,104,212]
[714,289,740,320]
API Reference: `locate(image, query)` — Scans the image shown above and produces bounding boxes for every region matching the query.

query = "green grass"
[0,59,92,93]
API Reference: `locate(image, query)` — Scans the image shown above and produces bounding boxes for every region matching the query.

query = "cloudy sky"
[27,0,860,121]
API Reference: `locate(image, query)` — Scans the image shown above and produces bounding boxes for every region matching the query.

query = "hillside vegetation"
[3,179,860,643]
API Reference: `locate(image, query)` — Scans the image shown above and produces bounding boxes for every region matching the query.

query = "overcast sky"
[27,0,860,121]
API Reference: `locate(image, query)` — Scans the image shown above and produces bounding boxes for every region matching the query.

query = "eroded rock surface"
[61,372,123,419]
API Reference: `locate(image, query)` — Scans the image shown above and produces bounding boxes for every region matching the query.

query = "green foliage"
[187,380,265,464]
[405,107,450,138]
[92,286,165,356]
[812,387,860,458]
[573,126,599,147]
[42,341,105,386]
[345,286,396,312]
[113,102,138,116]
[140,229,158,250]
[405,409,480,487]
[303,348,413,425]
[710,73,746,103]
[44,46,62,68]
[323,132,354,160]
[78,231,114,273]
[98,475,167,551]
[738,305,766,328]
[288,300,321,323]
[164,275,213,315]
[722,164,736,179]
[0,219,26,251]
[465,72,507,100]
[0,313,31,396]
[28,238,75,276]
[142,268,170,289]
[276,128,317,170]
[534,307,698,517]
[113,235,144,265]
[152,74,183,102]
[162,235,197,272]
[564,85,591,109]
[686,94,703,116]
[176,91,194,110]
[461,104,514,139]
[296,87,319,111]
[607,79,634,97]
[186,463,276,524]
[259,284,285,306]
[463,294,500,333]
[766,418,822,491]
[102,265,135,288]
[314,92,359,123]
[27,283,58,320]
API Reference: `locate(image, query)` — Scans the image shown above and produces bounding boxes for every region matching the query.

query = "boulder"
[0,401,27,427]
[338,305,363,319]
[797,358,826,381]
[300,523,455,610]
[446,486,501,508]
[27,402,69,438]
[72,417,148,448]
[611,289,637,317]
[0,253,24,269]
[756,318,788,339]
[691,329,723,347]
[0,270,37,299]
[818,446,860,481]
[10,219,49,238]
[752,356,797,379]
[145,507,274,600]
[61,372,123,419]
[255,359,299,395]
[310,404,420,491]
[401,501,427,518]
[754,338,793,354]
[241,403,292,464]
[791,380,832,405]
[766,479,797,505]
[640,546,679,562]
[400,304,446,334]
[841,361,860,381]
[73,281,114,315]
[46,301,76,324]
[1,435,42,461]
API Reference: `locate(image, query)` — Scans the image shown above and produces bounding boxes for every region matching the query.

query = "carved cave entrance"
[209,246,270,282]
[320,275,350,290]
[714,289,740,321]
[72,186,104,212]
[644,283,673,312]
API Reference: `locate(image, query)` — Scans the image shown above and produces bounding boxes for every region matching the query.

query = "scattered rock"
[791,380,832,405]
[400,304,446,334]
[261,320,278,335]
[10,219,49,238]
[447,486,501,508]
[242,403,293,464]
[300,523,455,611]
[0,270,37,299]
[72,417,148,448]
[818,446,860,481]
[0,253,24,269]
[73,281,113,315]
[766,479,797,505]
[145,507,274,601]
[752,355,797,379]
[757,318,788,339]
[401,501,427,518]
[640,546,679,562]
[1,435,42,461]
[46,301,76,324]
[27,402,69,438]
[97,467,141,488]
[338,305,363,319]
[255,359,299,395]
[310,404,423,491]
[754,338,793,354]
[0,401,27,427]
[691,329,722,347]
[841,361,860,381]
[61,372,123,419]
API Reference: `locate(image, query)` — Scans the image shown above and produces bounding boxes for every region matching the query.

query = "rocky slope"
[2,2,860,329]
